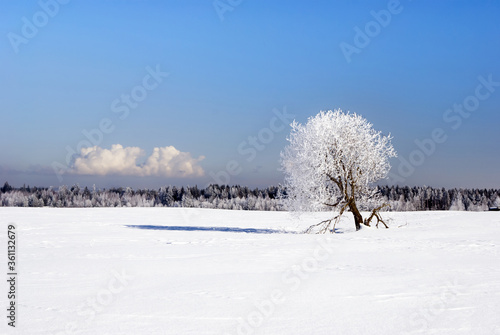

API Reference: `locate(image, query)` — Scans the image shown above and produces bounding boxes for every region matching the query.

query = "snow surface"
[1,208,500,335]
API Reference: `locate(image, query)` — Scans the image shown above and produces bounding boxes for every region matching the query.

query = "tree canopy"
[281,110,397,232]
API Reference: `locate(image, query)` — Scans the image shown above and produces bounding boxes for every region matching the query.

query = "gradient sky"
[1,0,499,189]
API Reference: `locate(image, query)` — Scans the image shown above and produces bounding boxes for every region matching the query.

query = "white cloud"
[71,144,205,177]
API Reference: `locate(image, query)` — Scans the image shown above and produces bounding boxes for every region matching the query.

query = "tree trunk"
[349,200,363,231]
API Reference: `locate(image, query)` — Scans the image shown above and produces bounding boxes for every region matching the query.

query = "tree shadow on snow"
[125,225,295,234]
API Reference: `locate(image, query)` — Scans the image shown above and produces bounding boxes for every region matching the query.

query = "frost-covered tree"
[281,110,397,232]
[494,196,500,208]
[449,192,466,211]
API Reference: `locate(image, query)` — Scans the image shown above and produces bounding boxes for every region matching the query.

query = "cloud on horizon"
[70,144,205,178]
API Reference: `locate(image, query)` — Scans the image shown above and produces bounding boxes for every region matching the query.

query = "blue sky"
[1,0,499,189]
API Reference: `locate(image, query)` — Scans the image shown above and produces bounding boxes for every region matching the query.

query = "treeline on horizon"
[0,182,499,211]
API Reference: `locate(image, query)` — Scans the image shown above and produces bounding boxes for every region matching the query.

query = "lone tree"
[280,110,396,232]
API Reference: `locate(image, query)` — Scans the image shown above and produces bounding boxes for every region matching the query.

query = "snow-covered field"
[1,208,500,335]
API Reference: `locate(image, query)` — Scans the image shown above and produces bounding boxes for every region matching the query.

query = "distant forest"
[0,182,499,211]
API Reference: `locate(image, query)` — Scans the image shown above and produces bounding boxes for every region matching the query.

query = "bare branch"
[304,202,350,234]
[364,203,390,228]
[304,219,333,234]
